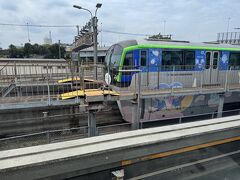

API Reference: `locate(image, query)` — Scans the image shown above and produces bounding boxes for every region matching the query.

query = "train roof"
[117,39,240,51]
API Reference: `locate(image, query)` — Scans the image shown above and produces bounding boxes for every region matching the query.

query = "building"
[71,46,109,64]
[0,58,68,76]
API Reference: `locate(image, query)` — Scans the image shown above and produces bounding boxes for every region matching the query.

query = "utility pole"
[27,22,31,42]
[92,16,98,79]
[76,25,80,36]
[227,17,231,33]
[101,22,103,47]
[58,40,61,59]
[163,20,166,35]
[73,3,102,80]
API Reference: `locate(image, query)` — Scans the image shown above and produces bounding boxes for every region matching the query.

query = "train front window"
[123,51,133,67]
[108,44,123,68]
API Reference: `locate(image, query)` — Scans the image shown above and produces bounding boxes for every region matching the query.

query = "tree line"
[0,43,68,59]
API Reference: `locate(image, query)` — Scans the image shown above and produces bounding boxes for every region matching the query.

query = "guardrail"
[0,64,106,103]
[1,108,240,151]
[1,115,240,180]
[1,64,240,104]
[108,65,240,92]
[0,122,132,151]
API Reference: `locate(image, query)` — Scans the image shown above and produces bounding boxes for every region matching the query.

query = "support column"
[88,110,96,137]
[42,111,49,131]
[16,86,22,97]
[131,101,139,130]
[217,94,224,118]
[112,169,124,180]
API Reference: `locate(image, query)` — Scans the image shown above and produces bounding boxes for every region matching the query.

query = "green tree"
[32,43,40,54]
[23,43,33,58]
[44,43,65,59]
[8,44,18,58]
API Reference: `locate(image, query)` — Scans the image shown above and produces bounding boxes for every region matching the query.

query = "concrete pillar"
[43,111,48,118]
[217,94,224,118]
[112,169,124,180]
[16,86,22,97]
[131,101,139,130]
[42,111,49,131]
[88,110,96,137]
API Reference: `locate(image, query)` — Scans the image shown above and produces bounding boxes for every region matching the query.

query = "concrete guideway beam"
[1,115,240,179]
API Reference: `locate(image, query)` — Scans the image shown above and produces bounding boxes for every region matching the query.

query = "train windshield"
[105,44,123,68]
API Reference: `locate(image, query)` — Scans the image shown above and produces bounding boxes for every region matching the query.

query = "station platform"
[1,115,240,180]
[60,89,120,100]
[57,77,95,83]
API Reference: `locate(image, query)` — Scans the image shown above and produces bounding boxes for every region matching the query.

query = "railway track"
[1,115,240,180]
[0,104,123,138]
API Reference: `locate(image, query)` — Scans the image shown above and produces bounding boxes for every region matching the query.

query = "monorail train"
[104,39,240,122]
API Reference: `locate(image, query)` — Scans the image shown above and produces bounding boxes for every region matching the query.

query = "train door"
[204,51,219,84]
[139,50,149,86]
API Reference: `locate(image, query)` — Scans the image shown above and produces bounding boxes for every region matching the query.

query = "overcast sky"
[0,0,239,48]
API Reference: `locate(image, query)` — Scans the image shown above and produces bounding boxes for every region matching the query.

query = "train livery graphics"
[105,40,240,87]
[105,40,240,122]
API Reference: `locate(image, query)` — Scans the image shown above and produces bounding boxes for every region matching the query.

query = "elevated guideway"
[1,115,240,180]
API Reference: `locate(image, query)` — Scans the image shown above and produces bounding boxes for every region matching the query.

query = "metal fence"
[107,65,240,95]
[1,108,240,151]
[0,63,106,104]
[140,108,240,128]
[0,123,132,151]
[1,63,240,105]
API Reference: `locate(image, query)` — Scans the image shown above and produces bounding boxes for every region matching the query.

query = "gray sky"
[0,0,239,48]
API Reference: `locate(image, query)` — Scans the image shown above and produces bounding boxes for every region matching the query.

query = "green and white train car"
[105,39,240,122]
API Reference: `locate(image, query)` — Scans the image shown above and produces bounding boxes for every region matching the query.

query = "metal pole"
[163,20,166,35]
[171,66,175,94]
[101,22,103,47]
[27,22,30,42]
[58,40,61,59]
[137,72,141,129]
[227,17,231,33]
[46,64,51,105]
[76,25,80,36]
[93,16,98,80]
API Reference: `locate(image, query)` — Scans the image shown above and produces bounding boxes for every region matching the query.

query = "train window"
[229,52,240,70]
[110,45,123,67]
[213,52,219,69]
[140,51,147,66]
[184,51,195,70]
[205,52,211,69]
[162,50,183,70]
[123,51,133,67]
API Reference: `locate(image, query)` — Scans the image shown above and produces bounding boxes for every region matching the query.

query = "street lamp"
[73,3,102,80]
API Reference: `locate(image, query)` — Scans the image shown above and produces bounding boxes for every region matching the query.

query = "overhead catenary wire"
[0,23,76,28]
[101,29,152,36]
[0,23,154,36]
